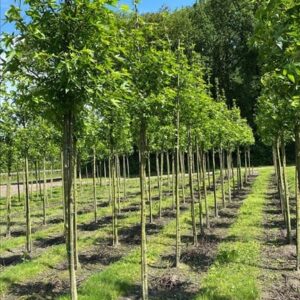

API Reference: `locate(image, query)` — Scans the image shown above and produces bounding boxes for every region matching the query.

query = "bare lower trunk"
[279,140,292,244]
[147,154,153,223]
[6,168,11,237]
[42,157,47,225]
[212,148,218,217]
[24,154,31,253]
[227,151,232,203]
[63,111,77,300]
[123,155,127,201]
[196,143,204,235]
[139,122,148,299]
[180,151,186,203]
[93,147,97,222]
[219,148,225,208]
[201,149,209,228]
[156,152,162,218]
[188,129,197,245]
[111,154,119,247]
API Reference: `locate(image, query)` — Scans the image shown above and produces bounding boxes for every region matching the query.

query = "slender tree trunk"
[73,152,79,270]
[16,163,21,203]
[139,121,148,299]
[147,154,153,223]
[237,146,243,190]
[219,148,225,208]
[276,140,287,224]
[166,151,171,194]
[180,151,186,203]
[24,153,31,253]
[160,152,164,198]
[156,152,162,218]
[126,155,130,180]
[201,149,209,228]
[123,155,127,201]
[42,157,47,225]
[207,152,211,189]
[93,147,97,222]
[117,155,121,214]
[227,151,232,203]
[171,151,175,210]
[103,160,107,186]
[61,151,66,232]
[295,124,300,271]
[50,161,53,200]
[99,160,102,187]
[244,148,248,184]
[196,143,204,235]
[63,111,77,300]
[280,140,292,244]
[6,167,11,237]
[108,156,112,205]
[188,129,197,245]
[212,148,218,217]
[111,154,119,247]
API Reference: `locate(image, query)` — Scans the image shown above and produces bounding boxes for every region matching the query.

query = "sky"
[0,0,195,34]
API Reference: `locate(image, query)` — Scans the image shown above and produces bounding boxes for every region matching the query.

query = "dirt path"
[0,179,62,198]
[260,180,300,299]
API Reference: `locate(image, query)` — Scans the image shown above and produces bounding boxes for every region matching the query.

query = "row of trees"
[1,1,254,299]
[254,0,300,269]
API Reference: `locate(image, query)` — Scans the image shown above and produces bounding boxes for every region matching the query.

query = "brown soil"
[260,181,300,299]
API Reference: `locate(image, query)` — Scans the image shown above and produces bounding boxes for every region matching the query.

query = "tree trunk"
[117,155,121,214]
[42,157,47,225]
[207,152,211,189]
[166,151,171,194]
[24,153,31,253]
[227,151,232,203]
[103,160,107,186]
[147,154,153,223]
[73,152,79,270]
[50,161,54,200]
[212,148,218,217]
[188,129,197,245]
[180,151,186,203]
[93,147,97,222]
[219,148,225,208]
[237,146,243,190]
[139,121,148,299]
[280,140,292,244]
[63,111,77,300]
[123,155,127,201]
[196,143,204,235]
[172,151,175,210]
[16,163,21,203]
[126,155,130,179]
[295,124,300,271]
[156,152,162,218]
[160,152,164,199]
[108,156,112,205]
[111,154,119,247]
[201,149,209,228]
[244,148,248,184]
[6,167,11,237]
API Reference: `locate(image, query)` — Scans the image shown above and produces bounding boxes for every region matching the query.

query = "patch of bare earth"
[260,181,300,300]
[123,175,257,300]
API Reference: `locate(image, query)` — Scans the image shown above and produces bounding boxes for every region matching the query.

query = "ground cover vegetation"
[0,0,299,299]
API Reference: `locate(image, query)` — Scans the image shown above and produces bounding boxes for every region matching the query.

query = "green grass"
[60,172,245,300]
[195,167,272,300]
[0,176,179,296]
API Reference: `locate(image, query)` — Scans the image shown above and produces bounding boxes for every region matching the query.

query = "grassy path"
[61,175,250,300]
[195,167,272,300]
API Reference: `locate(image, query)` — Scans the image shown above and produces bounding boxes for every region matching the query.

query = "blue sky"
[0,0,195,34]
